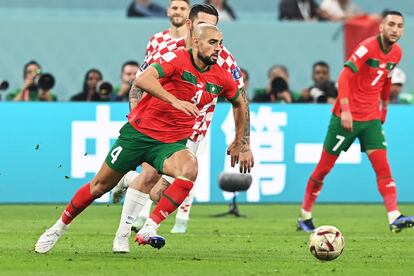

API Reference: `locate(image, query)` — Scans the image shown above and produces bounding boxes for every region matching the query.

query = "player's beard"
[197,52,218,66]
[170,16,185,28]
[383,32,400,47]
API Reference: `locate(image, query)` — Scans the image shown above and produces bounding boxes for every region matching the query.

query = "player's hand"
[172,99,200,116]
[227,142,254,173]
[226,141,239,167]
[381,108,388,124]
[341,111,353,132]
[238,147,254,174]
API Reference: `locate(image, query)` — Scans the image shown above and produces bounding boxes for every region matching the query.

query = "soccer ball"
[308,225,345,261]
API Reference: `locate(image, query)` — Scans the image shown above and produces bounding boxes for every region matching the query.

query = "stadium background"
[1,0,414,204]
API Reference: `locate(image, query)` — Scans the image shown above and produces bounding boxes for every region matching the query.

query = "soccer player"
[111,0,191,231]
[145,0,190,57]
[297,11,414,233]
[34,24,248,253]
[111,3,253,252]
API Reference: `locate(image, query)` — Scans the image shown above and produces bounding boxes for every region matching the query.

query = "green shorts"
[323,115,386,156]
[105,123,187,174]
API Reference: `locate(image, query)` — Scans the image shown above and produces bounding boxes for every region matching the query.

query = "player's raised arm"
[134,66,199,117]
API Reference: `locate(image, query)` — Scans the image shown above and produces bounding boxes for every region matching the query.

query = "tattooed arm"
[233,86,251,150]
[128,83,144,111]
[227,86,254,173]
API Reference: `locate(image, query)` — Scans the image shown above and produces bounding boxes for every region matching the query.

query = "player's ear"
[185,19,192,31]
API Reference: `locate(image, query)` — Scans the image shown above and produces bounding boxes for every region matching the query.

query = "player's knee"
[179,157,198,182]
[131,169,159,190]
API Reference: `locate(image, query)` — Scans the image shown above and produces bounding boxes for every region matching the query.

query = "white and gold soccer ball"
[308,225,345,261]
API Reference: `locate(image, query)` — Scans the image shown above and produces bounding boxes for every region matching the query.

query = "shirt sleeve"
[219,46,245,89]
[344,42,371,73]
[221,71,240,102]
[145,36,154,57]
[150,51,181,78]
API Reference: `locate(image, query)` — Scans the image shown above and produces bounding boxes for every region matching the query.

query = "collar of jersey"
[377,35,393,55]
[188,48,211,73]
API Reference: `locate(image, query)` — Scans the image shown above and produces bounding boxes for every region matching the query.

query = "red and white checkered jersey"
[140,38,244,142]
[145,29,173,57]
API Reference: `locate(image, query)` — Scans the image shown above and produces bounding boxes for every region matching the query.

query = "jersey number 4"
[371,70,384,86]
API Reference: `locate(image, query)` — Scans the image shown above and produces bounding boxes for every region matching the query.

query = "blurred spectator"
[279,0,332,21]
[252,65,294,103]
[390,67,406,104]
[298,61,337,103]
[114,61,139,101]
[205,0,236,21]
[320,0,362,21]
[7,60,57,102]
[127,0,167,17]
[71,69,106,102]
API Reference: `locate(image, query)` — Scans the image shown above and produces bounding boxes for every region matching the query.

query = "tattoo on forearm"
[128,84,144,111]
[240,87,250,151]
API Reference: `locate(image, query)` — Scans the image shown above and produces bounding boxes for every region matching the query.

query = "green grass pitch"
[1,204,414,275]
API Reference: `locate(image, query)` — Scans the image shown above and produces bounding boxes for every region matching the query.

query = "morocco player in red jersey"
[297,11,414,233]
[34,24,249,253]
[111,4,253,253]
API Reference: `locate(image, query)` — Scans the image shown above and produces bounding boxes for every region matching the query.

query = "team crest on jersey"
[140,62,149,70]
[232,67,242,80]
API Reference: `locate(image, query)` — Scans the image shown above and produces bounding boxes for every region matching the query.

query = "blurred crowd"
[1,0,413,104]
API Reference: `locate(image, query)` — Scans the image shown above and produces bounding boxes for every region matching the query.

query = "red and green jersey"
[128,48,239,143]
[333,35,402,121]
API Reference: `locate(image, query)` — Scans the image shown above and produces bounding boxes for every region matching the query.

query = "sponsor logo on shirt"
[355,45,368,58]
[232,67,242,80]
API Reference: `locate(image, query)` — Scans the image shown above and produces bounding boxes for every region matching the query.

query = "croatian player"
[112,4,253,253]
[297,11,414,233]
[145,0,190,58]
[34,24,248,254]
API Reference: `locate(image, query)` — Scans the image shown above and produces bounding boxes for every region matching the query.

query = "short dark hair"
[23,60,41,78]
[267,65,288,79]
[169,0,190,5]
[189,4,219,23]
[121,60,139,72]
[382,10,404,20]
[313,61,329,71]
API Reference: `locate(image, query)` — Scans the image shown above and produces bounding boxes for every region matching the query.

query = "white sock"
[388,210,401,224]
[144,218,158,228]
[175,188,195,221]
[53,217,69,230]
[137,198,153,219]
[115,188,149,235]
[121,171,139,188]
[300,209,312,220]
